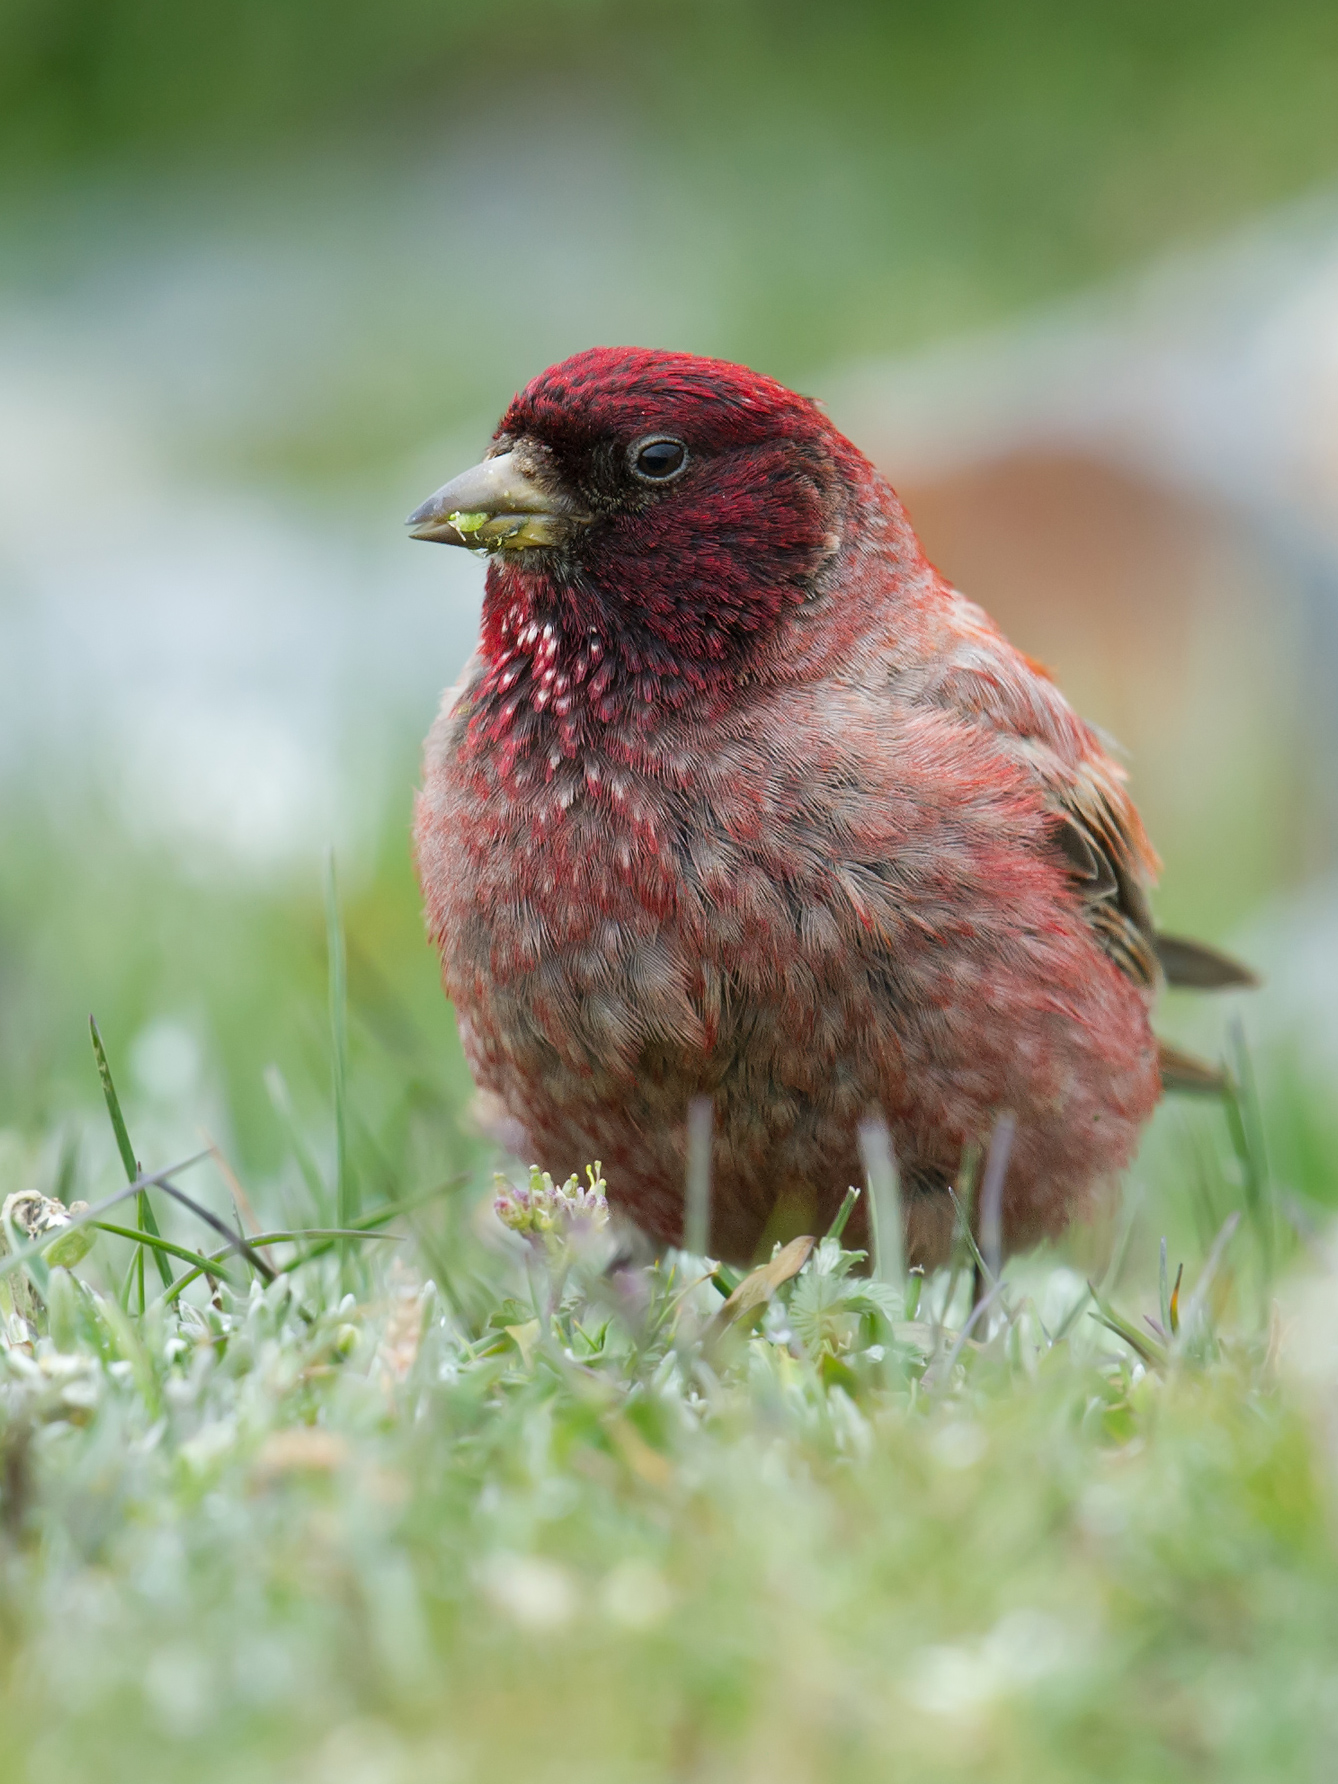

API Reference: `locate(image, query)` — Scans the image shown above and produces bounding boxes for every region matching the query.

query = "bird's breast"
[420,692,725,1080]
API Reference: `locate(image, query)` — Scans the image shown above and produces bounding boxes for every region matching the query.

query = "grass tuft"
[0,912,1334,1782]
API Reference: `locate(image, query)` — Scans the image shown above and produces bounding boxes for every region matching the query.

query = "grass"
[3,862,1338,1783]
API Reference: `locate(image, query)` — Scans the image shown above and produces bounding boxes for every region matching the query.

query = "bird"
[408,347,1253,1269]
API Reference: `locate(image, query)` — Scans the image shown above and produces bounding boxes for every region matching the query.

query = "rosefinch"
[409,349,1252,1267]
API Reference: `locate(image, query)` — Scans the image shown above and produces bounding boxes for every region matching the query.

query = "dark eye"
[630,436,688,483]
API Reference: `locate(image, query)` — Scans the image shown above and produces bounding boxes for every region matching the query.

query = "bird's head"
[408,349,880,693]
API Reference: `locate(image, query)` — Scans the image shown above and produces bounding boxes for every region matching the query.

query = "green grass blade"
[150,1177,277,1282]
[1087,1283,1166,1368]
[978,1111,1015,1283]
[684,1095,712,1257]
[119,1247,139,1312]
[929,1276,1009,1393]
[824,1185,860,1243]
[1159,1236,1171,1336]
[276,1179,467,1273]
[251,1228,405,1245]
[93,1222,250,1285]
[90,1016,174,1294]
[1051,1283,1093,1344]
[859,1117,903,1290]
[90,1015,138,1182]
[947,1187,992,1286]
[1171,1211,1242,1359]
[155,1176,463,1305]
[325,851,358,1244]
[158,1225,410,1306]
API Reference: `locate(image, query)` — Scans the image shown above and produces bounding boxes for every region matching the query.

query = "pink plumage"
[410,347,1216,1266]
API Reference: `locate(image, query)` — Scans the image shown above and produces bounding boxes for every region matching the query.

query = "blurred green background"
[3,0,1338,1233]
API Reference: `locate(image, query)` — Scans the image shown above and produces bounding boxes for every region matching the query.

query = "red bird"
[409,349,1250,1268]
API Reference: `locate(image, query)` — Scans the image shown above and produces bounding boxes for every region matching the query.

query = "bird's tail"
[1155,934,1258,991]
[1157,1039,1229,1096]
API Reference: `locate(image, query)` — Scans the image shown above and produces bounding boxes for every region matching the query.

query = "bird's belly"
[456,938,876,1258]
[421,745,1159,1265]
[445,880,928,1258]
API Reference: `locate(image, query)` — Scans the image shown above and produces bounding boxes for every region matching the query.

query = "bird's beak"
[406,449,590,551]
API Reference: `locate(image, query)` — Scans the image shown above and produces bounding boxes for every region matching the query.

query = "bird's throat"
[473,559,749,760]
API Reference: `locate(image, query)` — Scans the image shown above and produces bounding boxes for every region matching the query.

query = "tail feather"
[1155,933,1259,991]
[1158,1039,1228,1096]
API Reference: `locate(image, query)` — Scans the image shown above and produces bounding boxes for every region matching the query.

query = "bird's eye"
[630,436,688,483]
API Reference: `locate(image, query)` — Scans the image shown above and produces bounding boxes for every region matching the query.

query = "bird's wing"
[919,594,1252,995]
[1043,761,1255,991]
[1043,755,1161,989]
[920,601,1162,987]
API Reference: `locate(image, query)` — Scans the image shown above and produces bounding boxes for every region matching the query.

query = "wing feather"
[921,600,1162,989]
